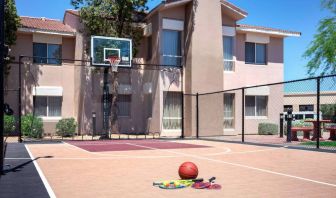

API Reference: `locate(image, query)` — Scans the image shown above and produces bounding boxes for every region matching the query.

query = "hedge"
[56,118,77,137]
[258,123,279,135]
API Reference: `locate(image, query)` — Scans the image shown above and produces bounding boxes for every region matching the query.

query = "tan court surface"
[26,140,336,198]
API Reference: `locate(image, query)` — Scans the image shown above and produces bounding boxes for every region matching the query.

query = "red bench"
[325,127,336,141]
[291,127,314,141]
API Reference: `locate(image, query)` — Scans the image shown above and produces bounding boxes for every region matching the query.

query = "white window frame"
[162,91,182,132]
[245,95,268,119]
[223,36,235,72]
[245,42,267,65]
[33,43,62,65]
[161,29,183,66]
[34,96,62,120]
[224,93,235,129]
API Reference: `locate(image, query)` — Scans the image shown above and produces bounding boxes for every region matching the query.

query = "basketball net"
[107,56,121,72]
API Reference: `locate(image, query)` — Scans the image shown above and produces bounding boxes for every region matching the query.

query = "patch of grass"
[300,141,336,147]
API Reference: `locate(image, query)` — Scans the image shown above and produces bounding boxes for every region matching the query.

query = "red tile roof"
[237,24,301,36]
[20,16,75,33]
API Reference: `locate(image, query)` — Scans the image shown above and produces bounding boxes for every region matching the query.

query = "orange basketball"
[178,162,198,179]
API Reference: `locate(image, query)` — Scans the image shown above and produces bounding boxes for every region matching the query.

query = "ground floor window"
[299,104,314,112]
[245,96,268,117]
[224,93,235,129]
[284,105,293,112]
[117,94,131,117]
[34,96,62,117]
[163,92,182,130]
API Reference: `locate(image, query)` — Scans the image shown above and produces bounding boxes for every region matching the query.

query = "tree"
[4,0,20,80]
[71,0,148,137]
[303,0,336,76]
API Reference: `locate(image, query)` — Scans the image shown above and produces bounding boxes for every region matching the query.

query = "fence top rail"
[196,74,336,96]
[12,55,183,70]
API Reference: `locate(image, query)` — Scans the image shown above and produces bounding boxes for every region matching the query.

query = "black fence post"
[242,88,245,142]
[0,0,5,174]
[181,86,184,139]
[92,112,96,138]
[280,113,284,138]
[316,77,321,149]
[18,56,23,143]
[286,108,293,142]
[196,93,199,139]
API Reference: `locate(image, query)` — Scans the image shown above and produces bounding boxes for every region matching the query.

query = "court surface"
[11,139,336,198]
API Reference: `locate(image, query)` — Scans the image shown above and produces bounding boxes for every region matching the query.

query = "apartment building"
[6,0,300,137]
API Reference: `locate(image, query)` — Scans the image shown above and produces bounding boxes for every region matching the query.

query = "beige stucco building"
[5,0,301,137]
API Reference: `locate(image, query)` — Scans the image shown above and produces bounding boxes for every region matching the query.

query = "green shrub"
[22,114,44,138]
[4,115,16,136]
[258,123,279,135]
[56,118,77,137]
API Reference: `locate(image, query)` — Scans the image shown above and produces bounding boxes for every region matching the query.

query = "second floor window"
[299,105,314,112]
[223,36,234,71]
[33,43,62,65]
[245,42,267,65]
[162,30,182,66]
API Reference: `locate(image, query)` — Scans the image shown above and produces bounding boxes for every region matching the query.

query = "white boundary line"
[126,142,336,188]
[25,145,57,198]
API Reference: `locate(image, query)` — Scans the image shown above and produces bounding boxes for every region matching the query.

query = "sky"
[15,0,332,81]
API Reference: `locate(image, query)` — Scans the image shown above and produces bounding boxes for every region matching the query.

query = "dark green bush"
[4,115,16,136]
[56,118,77,137]
[258,123,279,135]
[22,114,44,138]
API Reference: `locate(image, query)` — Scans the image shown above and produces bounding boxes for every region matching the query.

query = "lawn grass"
[300,141,336,147]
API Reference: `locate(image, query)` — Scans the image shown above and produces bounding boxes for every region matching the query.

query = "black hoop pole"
[0,0,5,174]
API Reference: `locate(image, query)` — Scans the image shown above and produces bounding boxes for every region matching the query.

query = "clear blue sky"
[15,0,332,81]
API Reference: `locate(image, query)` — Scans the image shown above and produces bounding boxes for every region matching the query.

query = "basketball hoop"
[107,56,121,72]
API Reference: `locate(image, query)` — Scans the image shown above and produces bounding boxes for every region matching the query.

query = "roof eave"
[18,27,76,37]
[236,27,301,37]
[220,0,248,20]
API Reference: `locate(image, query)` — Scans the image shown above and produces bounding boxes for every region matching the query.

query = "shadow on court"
[0,143,51,198]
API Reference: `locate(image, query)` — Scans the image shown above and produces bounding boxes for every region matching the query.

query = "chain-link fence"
[4,57,183,142]
[194,75,336,151]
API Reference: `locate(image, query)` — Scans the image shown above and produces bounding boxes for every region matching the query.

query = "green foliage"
[4,115,16,136]
[258,123,279,135]
[70,0,148,56]
[4,0,20,79]
[21,114,44,138]
[303,0,336,76]
[56,118,77,137]
[320,104,336,119]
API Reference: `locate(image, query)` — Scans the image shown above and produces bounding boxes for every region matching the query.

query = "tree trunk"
[110,71,119,136]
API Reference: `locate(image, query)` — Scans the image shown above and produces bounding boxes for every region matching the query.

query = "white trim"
[222,26,236,36]
[19,27,75,37]
[245,86,270,96]
[237,27,301,37]
[246,33,270,44]
[41,116,62,121]
[32,86,63,96]
[25,145,57,198]
[162,18,184,31]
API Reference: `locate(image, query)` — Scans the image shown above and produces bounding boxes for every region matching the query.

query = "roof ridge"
[20,16,61,22]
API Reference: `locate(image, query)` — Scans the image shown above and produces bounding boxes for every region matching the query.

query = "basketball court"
[3,139,334,198]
